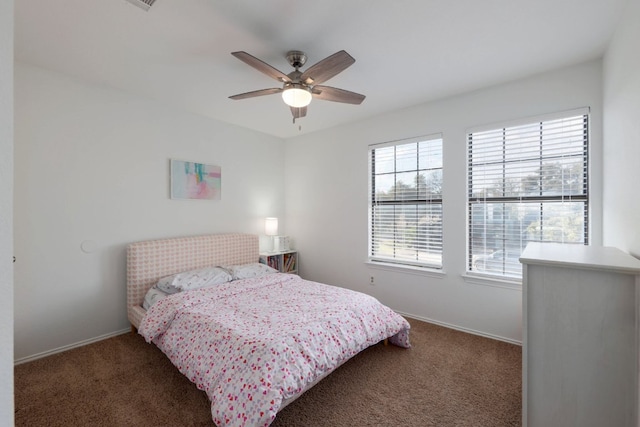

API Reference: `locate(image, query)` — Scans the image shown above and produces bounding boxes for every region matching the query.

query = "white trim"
[14,328,131,365]
[366,260,446,278]
[367,135,445,271]
[461,272,522,290]
[466,106,590,134]
[368,132,443,149]
[14,316,522,367]
[399,311,522,346]
[464,107,591,283]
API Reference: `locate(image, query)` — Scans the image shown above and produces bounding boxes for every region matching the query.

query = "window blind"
[370,135,443,269]
[468,112,589,279]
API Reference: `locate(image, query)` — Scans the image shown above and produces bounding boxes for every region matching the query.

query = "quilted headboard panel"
[126,233,258,328]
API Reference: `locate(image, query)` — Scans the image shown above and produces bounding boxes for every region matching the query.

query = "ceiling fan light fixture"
[282,85,312,108]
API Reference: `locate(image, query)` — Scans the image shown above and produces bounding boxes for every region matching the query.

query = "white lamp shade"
[265,217,278,236]
[282,87,312,108]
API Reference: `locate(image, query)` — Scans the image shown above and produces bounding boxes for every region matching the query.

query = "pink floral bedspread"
[139,273,410,427]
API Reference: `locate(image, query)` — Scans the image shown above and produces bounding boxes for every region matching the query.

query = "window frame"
[466,108,590,281]
[368,134,444,270]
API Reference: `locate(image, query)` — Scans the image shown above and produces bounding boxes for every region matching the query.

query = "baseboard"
[398,311,522,346]
[14,315,520,365]
[14,328,131,365]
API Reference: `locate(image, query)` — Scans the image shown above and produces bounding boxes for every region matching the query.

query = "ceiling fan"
[229,50,366,122]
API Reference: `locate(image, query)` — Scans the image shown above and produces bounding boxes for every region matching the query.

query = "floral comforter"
[139,273,410,427]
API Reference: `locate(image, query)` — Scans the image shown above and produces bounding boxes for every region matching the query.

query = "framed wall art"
[170,159,221,200]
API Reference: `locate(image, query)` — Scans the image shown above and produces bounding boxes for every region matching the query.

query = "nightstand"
[259,250,298,274]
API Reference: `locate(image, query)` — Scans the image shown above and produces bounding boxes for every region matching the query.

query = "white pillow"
[156,266,233,293]
[227,263,278,280]
[143,285,169,310]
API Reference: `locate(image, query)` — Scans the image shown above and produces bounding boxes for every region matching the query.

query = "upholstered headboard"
[126,233,259,328]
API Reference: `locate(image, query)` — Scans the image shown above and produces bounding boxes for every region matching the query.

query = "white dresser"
[520,242,640,427]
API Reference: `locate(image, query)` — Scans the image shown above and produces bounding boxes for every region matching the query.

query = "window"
[369,135,443,269]
[467,109,589,279]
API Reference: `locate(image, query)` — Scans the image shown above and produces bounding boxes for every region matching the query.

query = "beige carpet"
[15,318,521,426]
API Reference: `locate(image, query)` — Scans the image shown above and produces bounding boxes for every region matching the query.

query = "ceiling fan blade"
[229,88,283,100]
[312,86,366,104]
[231,51,291,83]
[290,106,307,119]
[300,50,355,85]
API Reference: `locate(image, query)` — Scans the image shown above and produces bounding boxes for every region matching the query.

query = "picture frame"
[170,159,221,200]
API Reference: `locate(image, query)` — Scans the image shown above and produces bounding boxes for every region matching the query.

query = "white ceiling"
[15,0,628,139]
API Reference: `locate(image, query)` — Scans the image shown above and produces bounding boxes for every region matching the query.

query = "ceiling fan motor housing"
[286,51,307,69]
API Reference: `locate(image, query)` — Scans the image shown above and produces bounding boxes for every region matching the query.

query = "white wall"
[603,0,640,256]
[14,15,628,361]
[0,0,14,423]
[13,63,286,361]
[285,60,603,343]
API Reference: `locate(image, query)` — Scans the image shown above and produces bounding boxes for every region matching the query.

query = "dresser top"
[520,242,640,273]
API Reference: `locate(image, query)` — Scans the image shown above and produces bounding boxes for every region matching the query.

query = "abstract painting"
[170,159,221,200]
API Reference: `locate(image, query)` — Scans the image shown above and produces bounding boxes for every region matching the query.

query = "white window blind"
[468,111,589,279]
[369,135,443,269]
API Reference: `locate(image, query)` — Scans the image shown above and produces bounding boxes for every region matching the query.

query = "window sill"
[462,272,522,290]
[365,260,446,278]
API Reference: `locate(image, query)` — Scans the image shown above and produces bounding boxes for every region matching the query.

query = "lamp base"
[273,236,290,252]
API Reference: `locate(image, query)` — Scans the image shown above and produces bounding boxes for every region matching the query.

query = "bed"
[127,233,410,427]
